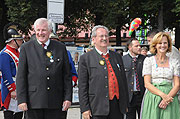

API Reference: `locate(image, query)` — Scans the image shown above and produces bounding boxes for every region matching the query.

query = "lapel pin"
[46,51,52,58]
[99,60,105,66]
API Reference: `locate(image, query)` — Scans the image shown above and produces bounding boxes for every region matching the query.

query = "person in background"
[16,18,72,119]
[73,52,79,65]
[141,32,180,119]
[141,46,148,56]
[49,32,77,119]
[122,38,146,119]
[49,32,78,87]
[147,29,159,45]
[0,23,24,119]
[78,25,129,119]
[109,48,115,52]
[116,50,123,56]
[0,81,1,111]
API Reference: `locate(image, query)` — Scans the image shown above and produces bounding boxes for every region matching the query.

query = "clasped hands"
[159,94,173,109]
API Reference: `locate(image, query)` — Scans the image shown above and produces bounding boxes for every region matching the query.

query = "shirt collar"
[37,39,50,49]
[95,47,109,55]
[128,50,139,58]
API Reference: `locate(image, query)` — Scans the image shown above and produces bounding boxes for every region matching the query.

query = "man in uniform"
[0,23,24,119]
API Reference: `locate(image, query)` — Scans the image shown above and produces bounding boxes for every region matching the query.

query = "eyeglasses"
[96,35,109,39]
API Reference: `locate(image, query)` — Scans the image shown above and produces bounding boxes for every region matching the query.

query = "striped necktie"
[133,57,140,90]
[41,43,46,48]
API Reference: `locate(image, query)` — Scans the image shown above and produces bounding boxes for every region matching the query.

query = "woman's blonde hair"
[150,32,172,54]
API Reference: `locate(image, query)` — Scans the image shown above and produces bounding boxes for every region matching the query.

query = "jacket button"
[131,82,133,85]
[131,89,133,92]
[47,77,50,80]
[46,67,49,71]
[104,67,107,69]
[47,87,50,90]
[105,76,107,78]
[106,96,108,98]
[105,86,108,88]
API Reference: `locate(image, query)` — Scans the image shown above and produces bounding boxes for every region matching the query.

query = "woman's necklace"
[156,55,167,64]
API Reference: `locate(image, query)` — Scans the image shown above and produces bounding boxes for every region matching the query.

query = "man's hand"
[11,91,16,99]
[18,103,28,111]
[82,110,92,119]
[62,100,71,111]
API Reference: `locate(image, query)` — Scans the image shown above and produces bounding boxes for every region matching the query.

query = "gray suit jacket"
[16,40,72,109]
[122,54,146,102]
[78,49,129,116]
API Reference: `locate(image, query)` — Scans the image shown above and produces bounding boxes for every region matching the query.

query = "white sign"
[47,0,64,24]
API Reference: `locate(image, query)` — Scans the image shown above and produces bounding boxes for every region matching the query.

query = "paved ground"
[0,105,81,119]
[67,106,81,119]
[0,111,3,118]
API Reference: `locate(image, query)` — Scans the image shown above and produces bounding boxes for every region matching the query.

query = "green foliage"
[140,0,179,29]
[59,0,95,38]
[172,0,180,22]
[5,0,47,34]
[59,10,95,38]
[101,0,129,29]
[3,0,180,37]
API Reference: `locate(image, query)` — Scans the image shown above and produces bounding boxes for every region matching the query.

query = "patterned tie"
[41,43,46,48]
[133,57,140,91]
[102,53,109,58]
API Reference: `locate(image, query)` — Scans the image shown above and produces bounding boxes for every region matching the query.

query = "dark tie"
[41,43,46,48]
[133,57,140,91]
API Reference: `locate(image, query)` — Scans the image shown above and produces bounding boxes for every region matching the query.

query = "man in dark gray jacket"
[122,38,146,119]
[78,25,129,119]
[16,18,72,119]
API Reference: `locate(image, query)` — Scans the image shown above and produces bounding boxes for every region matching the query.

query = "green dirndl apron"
[141,81,180,119]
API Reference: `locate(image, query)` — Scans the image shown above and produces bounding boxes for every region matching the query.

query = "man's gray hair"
[34,18,52,31]
[91,25,109,38]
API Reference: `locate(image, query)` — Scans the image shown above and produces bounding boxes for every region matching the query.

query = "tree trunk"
[116,25,121,46]
[158,4,163,31]
[175,24,180,49]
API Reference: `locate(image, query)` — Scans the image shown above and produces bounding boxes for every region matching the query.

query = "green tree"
[1,0,180,48]
[0,0,8,49]
[85,0,130,45]
[60,0,95,38]
[5,0,47,34]
[172,0,180,48]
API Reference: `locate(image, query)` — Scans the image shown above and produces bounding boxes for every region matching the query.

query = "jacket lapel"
[33,40,47,64]
[91,49,104,67]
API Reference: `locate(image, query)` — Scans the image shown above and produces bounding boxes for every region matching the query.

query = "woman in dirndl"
[141,32,180,119]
